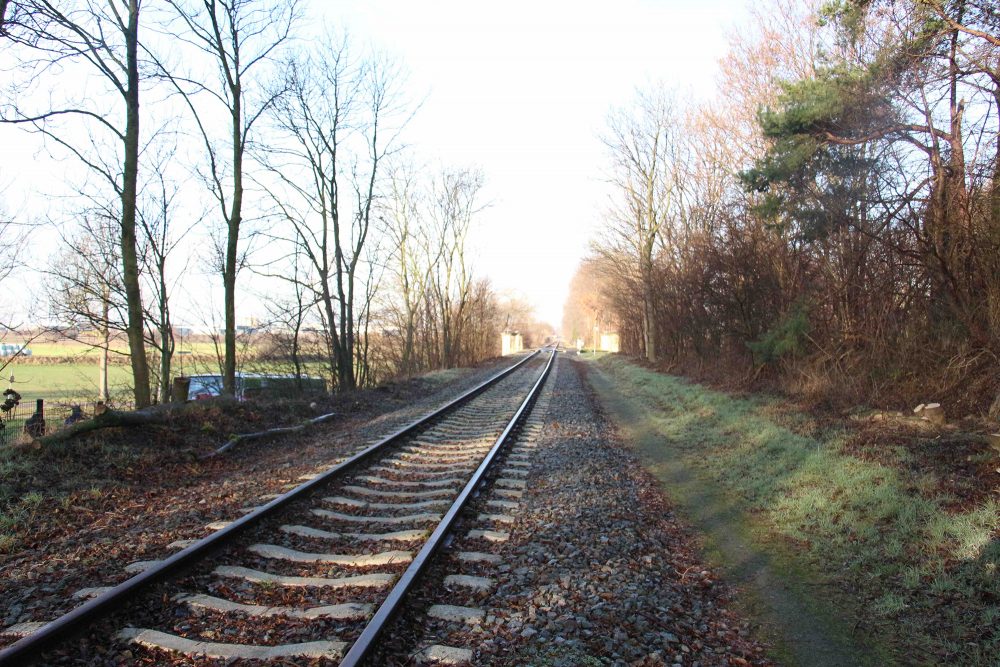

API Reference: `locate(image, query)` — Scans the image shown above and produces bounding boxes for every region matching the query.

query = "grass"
[2,363,133,404]
[1,356,323,408]
[0,424,155,554]
[590,354,1000,665]
[13,340,221,358]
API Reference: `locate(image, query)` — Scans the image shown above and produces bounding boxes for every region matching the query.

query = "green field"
[13,341,221,358]
[1,337,340,408]
[3,363,134,405]
[0,339,229,406]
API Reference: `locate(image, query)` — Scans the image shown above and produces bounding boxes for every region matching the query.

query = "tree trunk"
[158,254,173,403]
[339,291,356,390]
[641,256,658,363]
[98,322,109,403]
[121,0,150,408]
[403,310,416,375]
[291,321,302,390]
[223,89,243,397]
[992,80,1000,222]
[159,326,172,404]
[319,275,341,390]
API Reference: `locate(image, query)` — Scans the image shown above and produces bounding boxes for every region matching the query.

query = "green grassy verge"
[590,355,1000,665]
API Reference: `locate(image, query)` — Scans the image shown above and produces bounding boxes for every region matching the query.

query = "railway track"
[0,348,556,666]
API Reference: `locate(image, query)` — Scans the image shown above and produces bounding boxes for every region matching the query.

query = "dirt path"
[584,360,877,667]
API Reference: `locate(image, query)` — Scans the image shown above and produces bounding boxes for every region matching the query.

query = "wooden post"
[172,376,191,404]
[24,399,45,438]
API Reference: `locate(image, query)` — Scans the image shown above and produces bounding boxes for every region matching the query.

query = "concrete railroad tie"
[324,496,451,511]
[312,509,442,524]
[280,524,427,542]
[248,544,412,566]
[339,485,455,499]
[175,593,372,620]
[118,628,345,660]
[443,574,495,591]
[213,566,394,589]
[352,475,461,488]
[427,604,485,625]
[413,644,474,666]
[457,551,502,564]
[467,529,509,542]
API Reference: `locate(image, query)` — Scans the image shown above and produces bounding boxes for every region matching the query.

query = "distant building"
[501,331,524,356]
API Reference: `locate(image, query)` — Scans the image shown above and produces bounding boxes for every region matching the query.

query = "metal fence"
[0,398,86,447]
[0,397,40,447]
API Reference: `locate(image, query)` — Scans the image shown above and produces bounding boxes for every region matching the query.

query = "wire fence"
[0,398,36,447]
[0,397,92,448]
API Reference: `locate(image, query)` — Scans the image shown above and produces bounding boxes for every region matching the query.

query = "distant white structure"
[501,331,524,356]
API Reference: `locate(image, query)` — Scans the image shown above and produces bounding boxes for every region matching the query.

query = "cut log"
[920,403,945,425]
[28,408,170,447]
[912,403,945,424]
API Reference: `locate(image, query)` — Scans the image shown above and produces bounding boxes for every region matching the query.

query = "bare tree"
[258,244,315,389]
[2,0,151,406]
[428,168,485,368]
[161,0,299,396]
[136,144,197,403]
[383,162,440,375]
[47,214,126,403]
[43,137,192,405]
[599,89,684,363]
[262,35,407,390]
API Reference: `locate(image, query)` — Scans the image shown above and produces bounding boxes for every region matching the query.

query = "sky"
[316,0,750,325]
[1,0,752,329]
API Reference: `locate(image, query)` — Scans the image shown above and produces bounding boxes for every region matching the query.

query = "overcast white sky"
[318,0,750,325]
[1,0,751,328]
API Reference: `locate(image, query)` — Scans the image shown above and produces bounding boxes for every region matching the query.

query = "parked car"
[186,373,325,400]
[0,343,31,357]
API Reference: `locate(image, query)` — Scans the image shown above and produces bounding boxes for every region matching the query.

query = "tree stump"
[913,402,945,425]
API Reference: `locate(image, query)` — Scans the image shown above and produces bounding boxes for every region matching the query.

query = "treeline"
[570,0,1000,414]
[0,2,532,406]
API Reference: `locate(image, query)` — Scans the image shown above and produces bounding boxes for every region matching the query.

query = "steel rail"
[0,350,542,667]
[339,347,557,667]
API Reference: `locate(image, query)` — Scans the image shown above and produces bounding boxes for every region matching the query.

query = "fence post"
[24,399,45,438]
[172,376,191,404]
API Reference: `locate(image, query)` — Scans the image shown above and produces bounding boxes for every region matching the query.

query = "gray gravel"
[396,355,772,666]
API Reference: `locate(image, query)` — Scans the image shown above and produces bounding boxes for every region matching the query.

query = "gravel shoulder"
[0,357,518,641]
